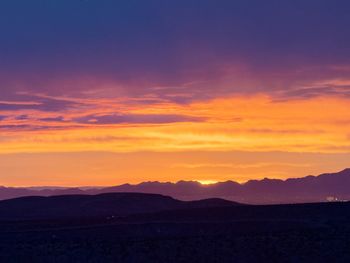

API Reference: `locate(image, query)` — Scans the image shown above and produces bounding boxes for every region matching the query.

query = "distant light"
[326,196,338,202]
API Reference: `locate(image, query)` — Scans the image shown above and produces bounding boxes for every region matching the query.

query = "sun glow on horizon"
[198,180,219,185]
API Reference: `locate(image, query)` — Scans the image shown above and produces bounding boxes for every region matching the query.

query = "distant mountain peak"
[338,168,350,174]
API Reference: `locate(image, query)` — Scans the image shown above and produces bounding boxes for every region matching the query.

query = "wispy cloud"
[172,162,313,169]
[73,113,205,125]
[0,95,82,112]
[1,95,350,154]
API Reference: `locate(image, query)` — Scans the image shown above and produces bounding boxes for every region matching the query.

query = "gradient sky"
[1,0,350,186]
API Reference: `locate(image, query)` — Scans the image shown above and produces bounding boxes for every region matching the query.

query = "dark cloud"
[274,85,350,101]
[15,114,29,120]
[74,113,205,125]
[39,116,65,122]
[0,95,82,111]
[0,0,349,100]
[0,124,80,131]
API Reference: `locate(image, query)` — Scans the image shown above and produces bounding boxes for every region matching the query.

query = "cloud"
[74,113,205,125]
[0,0,350,102]
[0,95,82,112]
[172,162,312,169]
[274,80,350,100]
[247,128,324,135]
[39,116,66,122]
[15,115,29,120]
[0,124,80,131]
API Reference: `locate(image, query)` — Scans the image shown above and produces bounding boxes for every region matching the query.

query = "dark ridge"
[0,192,241,220]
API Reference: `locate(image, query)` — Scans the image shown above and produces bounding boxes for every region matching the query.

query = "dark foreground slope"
[0,193,350,262]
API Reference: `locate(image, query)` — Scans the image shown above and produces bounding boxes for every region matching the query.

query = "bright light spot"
[198,180,218,185]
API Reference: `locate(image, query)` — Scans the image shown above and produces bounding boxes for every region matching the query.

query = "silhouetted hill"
[0,186,85,201]
[1,168,350,204]
[0,192,240,220]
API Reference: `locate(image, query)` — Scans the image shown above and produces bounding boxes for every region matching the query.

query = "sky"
[1,0,350,186]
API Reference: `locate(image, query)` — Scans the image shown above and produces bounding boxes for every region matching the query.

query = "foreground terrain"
[0,193,350,262]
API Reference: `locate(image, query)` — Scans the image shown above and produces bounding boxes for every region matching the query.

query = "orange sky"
[1,95,350,186]
[1,1,350,186]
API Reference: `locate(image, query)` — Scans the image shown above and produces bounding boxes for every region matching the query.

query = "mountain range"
[1,168,350,204]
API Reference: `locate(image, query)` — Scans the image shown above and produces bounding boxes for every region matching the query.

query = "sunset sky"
[1,0,350,186]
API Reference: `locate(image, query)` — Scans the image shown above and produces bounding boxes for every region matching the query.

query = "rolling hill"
[0,192,239,220]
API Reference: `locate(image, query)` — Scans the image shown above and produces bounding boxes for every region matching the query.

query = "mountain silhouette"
[1,168,350,204]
